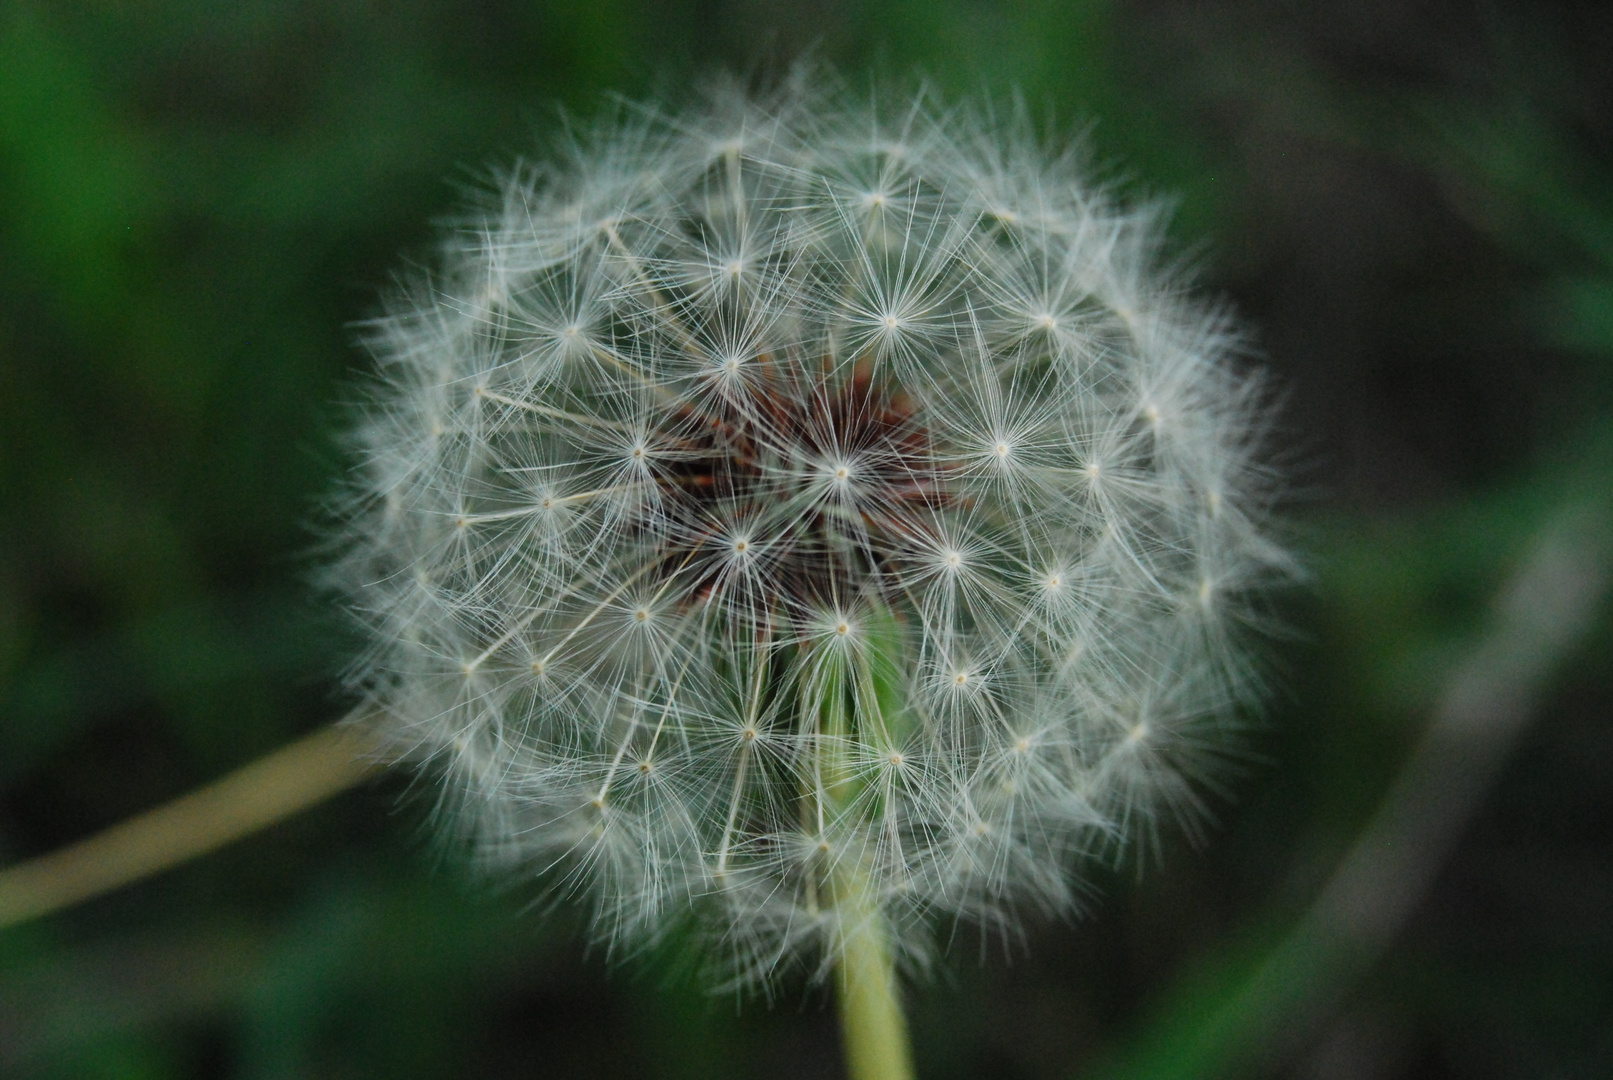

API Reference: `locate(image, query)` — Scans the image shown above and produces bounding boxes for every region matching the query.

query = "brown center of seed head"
[650,358,946,613]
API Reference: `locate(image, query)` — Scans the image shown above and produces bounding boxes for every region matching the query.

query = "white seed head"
[329,77,1291,989]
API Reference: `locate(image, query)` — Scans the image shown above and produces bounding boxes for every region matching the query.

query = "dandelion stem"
[833,863,916,1080]
[0,712,382,932]
[813,622,916,1080]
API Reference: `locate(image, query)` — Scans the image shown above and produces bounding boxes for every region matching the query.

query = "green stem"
[812,610,917,1080]
[834,865,915,1080]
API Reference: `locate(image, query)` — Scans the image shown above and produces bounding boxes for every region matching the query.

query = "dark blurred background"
[2,2,1611,1077]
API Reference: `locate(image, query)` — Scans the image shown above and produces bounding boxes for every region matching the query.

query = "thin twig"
[1086,504,1610,1079]
[0,710,385,931]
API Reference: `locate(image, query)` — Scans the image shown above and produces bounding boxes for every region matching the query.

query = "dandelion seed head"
[330,75,1291,989]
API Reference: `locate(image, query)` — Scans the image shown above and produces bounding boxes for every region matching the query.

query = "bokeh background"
[3,1,1611,1077]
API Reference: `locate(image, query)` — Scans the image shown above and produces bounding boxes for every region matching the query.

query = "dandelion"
[329,75,1289,1077]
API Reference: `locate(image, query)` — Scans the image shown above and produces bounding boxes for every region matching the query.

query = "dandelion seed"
[330,75,1290,994]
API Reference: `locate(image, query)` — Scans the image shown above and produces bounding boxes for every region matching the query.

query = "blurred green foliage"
[2,2,1610,1077]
